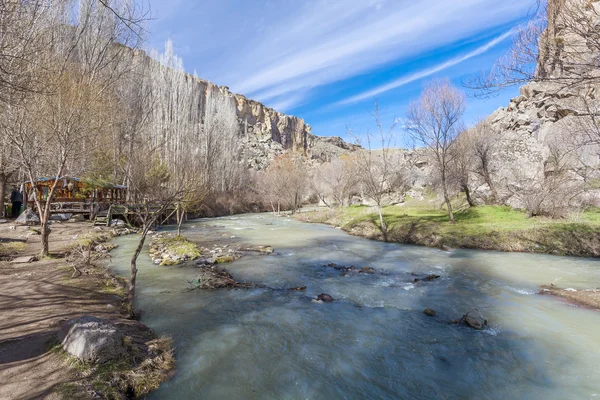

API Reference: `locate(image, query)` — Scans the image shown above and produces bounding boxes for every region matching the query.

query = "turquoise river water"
[108,213,600,399]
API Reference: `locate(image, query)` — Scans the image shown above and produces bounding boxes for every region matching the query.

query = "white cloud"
[336,28,518,106]
[150,0,535,111]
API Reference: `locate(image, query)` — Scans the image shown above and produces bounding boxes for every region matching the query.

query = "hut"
[24,176,128,216]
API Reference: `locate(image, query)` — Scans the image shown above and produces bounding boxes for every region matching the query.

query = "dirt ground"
[0,221,148,399]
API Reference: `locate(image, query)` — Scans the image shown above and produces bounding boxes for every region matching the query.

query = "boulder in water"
[15,209,40,226]
[423,308,437,317]
[316,293,334,302]
[57,315,127,363]
[413,273,441,283]
[461,309,487,330]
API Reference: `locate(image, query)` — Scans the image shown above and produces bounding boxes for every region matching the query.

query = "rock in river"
[316,293,334,302]
[460,309,488,330]
[423,308,437,317]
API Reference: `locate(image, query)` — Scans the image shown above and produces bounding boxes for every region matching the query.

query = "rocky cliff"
[132,48,356,170]
[475,0,600,207]
[233,92,360,169]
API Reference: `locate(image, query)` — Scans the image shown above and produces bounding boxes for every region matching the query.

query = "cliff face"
[478,0,600,206]
[234,94,309,155]
[132,47,355,171]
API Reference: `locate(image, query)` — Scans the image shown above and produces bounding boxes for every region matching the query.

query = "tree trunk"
[40,218,51,257]
[442,170,455,223]
[176,205,185,236]
[482,160,498,204]
[0,178,5,218]
[444,190,455,223]
[128,225,150,316]
[377,204,387,241]
[464,184,475,207]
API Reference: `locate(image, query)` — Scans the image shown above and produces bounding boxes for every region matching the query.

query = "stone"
[57,316,127,363]
[50,213,72,221]
[68,214,85,222]
[413,274,440,283]
[11,256,36,264]
[0,219,8,224]
[15,209,40,226]
[462,310,487,330]
[316,293,334,302]
[423,308,437,317]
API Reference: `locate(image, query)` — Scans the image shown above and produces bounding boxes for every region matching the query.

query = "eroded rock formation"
[471,0,600,207]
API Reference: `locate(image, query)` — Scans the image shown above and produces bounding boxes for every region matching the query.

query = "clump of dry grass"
[128,336,176,396]
[0,241,27,256]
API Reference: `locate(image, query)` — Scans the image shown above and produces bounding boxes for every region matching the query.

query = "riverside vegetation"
[296,198,600,257]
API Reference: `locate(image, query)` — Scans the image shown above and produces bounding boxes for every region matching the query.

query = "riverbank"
[294,204,600,257]
[0,221,174,399]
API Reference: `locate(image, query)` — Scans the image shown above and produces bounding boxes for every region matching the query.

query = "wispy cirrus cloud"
[335,28,518,106]
[149,0,536,112]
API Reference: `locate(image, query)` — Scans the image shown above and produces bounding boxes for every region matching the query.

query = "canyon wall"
[132,48,355,171]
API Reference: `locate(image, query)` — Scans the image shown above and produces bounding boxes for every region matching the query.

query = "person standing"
[10,186,22,218]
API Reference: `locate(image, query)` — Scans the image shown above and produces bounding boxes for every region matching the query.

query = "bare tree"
[4,0,145,256]
[406,79,465,222]
[123,153,185,315]
[469,119,501,203]
[310,157,359,207]
[449,126,475,207]
[259,154,309,215]
[349,103,399,239]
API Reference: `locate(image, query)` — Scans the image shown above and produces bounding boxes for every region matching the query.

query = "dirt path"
[0,222,139,399]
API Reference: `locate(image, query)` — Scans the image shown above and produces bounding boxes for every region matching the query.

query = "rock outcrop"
[471,0,600,207]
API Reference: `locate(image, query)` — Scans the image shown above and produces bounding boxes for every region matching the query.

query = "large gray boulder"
[57,316,127,363]
[15,209,40,225]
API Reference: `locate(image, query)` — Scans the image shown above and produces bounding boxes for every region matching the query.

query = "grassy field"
[296,200,600,257]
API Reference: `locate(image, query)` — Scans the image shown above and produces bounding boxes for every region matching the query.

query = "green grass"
[153,236,201,259]
[297,203,600,257]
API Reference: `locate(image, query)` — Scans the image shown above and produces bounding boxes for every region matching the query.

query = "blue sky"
[144,0,538,144]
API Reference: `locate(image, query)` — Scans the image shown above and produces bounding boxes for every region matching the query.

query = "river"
[108,213,600,399]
